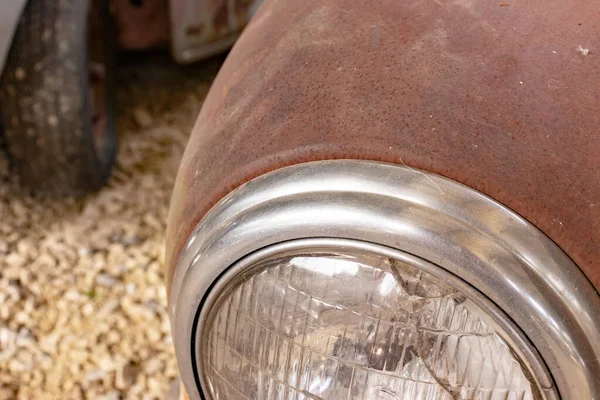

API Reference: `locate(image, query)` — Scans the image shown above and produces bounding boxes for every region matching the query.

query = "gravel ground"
[0,53,222,399]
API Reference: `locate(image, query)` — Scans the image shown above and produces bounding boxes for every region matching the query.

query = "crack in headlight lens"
[202,252,537,399]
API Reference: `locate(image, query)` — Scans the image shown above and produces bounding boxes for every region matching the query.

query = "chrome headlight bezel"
[170,160,600,400]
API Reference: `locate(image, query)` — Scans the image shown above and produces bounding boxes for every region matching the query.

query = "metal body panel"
[0,0,27,75]
[170,0,262,63]
[167,0,600,289]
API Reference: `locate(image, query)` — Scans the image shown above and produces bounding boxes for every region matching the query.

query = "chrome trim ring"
[170,160,600,399]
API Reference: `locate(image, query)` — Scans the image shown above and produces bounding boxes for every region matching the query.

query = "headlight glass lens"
[201,251,537,399]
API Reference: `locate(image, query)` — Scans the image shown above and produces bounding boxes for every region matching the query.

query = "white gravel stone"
[98,391,121,400]
[96,273,118,288]
[133,106,154,128]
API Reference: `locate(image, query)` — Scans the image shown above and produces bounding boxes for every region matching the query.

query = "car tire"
[0,0,116,195]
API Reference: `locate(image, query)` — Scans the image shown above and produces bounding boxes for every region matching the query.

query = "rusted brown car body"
[167,0,599,291]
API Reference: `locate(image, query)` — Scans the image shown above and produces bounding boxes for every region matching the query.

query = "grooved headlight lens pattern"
[202,252,536,399]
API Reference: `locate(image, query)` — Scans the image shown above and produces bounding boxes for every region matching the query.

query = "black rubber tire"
[0,0,116,195]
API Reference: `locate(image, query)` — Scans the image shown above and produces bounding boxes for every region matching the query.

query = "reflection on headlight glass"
[202,252,536,399]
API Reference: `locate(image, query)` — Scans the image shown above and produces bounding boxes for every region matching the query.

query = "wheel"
[0,0,116,195]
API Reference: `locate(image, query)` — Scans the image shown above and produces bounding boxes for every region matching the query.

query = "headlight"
[202,249,537,400]
[170,160,600,400]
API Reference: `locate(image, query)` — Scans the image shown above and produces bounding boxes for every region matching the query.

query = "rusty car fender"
[167,0,600,292]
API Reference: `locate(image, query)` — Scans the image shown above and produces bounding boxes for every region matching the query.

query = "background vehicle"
[166,0,600,399]
[0,0,260,195]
